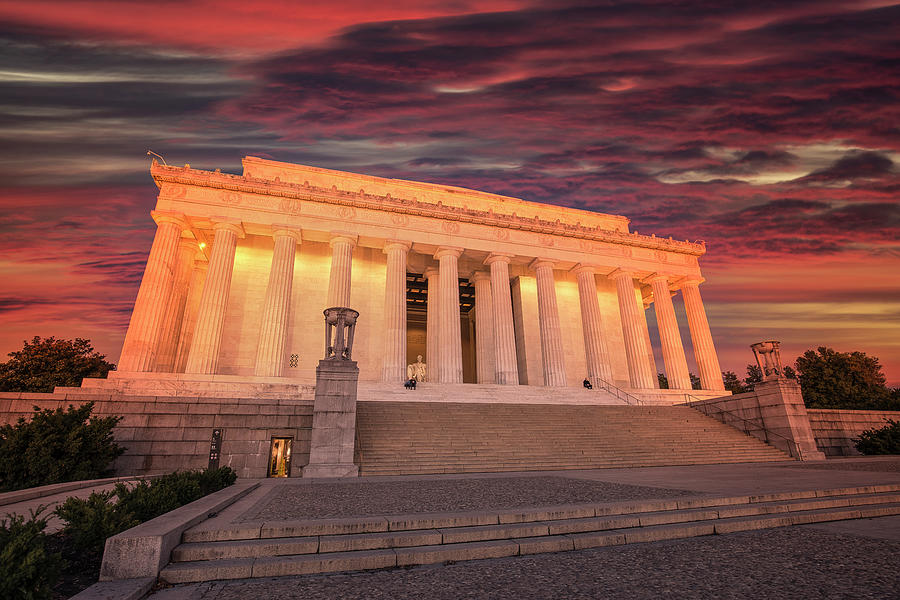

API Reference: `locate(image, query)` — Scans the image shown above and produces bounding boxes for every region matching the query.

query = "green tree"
[658,372,702,390]
[722,370,746,394]
[744,364,763,390]
[0,403,123,492]
[794,346,898,410]
[0,337,115,393]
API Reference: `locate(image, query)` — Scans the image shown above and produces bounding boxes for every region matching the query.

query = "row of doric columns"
[120,215,723,391]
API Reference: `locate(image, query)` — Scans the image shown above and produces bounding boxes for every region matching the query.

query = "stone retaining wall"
[0,391,313,478]
[807,409,899,456]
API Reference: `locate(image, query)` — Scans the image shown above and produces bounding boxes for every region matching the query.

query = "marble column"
[174,257,207,373]
[381,240,410,383]
[424,267,440,381]
[485,253,518,385]
[531,259,567,387]
[435,247,463,383]
[611,269,656,389]
[154,238,198,373]
[185,221,244,374]
[681,278,725,391]
[254,227,301,377]
[472,271,496,384]
[647,274,692,390]
[327,234,356,307]
[118,211,186,373]
[573,264,613,386]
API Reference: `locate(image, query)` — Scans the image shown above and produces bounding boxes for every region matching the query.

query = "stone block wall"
[687,380,825,460]
[807,409,899,456]
[0,391,314,479]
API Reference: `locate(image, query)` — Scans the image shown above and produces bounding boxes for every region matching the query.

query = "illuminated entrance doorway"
[267,437,293,477]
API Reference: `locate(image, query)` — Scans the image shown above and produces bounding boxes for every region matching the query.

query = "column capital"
[642,272,671,285]
[383,240,411,254]
[607,268,636,281]
[529,258,555,271]
[423,266,440,279]
[570,263,598,276]
[329,233,358,248]
[434,246,463,260]
[472,271,491,283]
[271,225,302,242]
[484,252,513,266]
[679,276,705,287]
[151,210,187,229]
[211,219,245,238]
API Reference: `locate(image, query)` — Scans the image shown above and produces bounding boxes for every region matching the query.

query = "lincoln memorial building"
[103,156,725,405]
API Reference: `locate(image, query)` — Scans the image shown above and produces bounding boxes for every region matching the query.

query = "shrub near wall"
[854,420,900,455]
[0,509,62,600]
[0,402,123,492]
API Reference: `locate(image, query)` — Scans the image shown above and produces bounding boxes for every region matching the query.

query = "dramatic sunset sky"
[1,1,898,383]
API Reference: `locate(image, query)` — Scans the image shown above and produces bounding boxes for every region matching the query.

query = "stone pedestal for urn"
[303,307,361,478]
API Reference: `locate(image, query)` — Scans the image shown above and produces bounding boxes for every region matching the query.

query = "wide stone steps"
[355,402,792,475]
[161,485,900,584]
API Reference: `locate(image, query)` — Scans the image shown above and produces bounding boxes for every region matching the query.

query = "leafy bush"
[55,467,237,554]
[0,402,124,492]
[0,508,62,600]
[854,420,900,455]
[54,491,138,554]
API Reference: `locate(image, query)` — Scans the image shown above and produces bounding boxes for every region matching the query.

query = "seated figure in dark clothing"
[583,378,593,390]
[404,378,417,390]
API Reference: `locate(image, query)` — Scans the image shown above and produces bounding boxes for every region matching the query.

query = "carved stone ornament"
[323,307,359,360]
[750,340,784,381]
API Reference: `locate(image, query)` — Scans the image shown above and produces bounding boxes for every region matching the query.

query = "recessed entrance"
[406,273,476,382]
[267,437,293,477]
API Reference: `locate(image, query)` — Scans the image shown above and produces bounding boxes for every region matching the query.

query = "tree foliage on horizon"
[795,346,899,410]
[0,336,115,393]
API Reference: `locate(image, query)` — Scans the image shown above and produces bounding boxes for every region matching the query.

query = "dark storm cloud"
[799,151,895,183]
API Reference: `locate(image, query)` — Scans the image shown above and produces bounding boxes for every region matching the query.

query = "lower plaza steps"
[354,402,792,475]
[160,485,900,584]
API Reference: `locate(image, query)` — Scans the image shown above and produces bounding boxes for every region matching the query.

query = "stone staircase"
[358,382,630,405]
[160,484,900,584]
[355,402,792,475]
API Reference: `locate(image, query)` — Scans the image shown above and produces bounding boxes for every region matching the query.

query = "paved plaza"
[143,457,900,599]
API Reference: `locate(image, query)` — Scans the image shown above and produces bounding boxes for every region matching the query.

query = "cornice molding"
[151,163,706,257]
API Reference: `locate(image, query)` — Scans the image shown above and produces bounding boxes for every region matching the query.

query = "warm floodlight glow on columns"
[572,264,613,386]
[646,273,691,390]
[472,271,495,384]
[435,247,464,383]
[154,238,198,373]
[174,257,207,373]
[382,240,411,383]
[327,233,356,307]
[185,220,244,374]
[254,226,301,377]
[485,253,518,385]
[681,278,725,391]
[531,259,567,387]
[118,211,186,373]
[424,267,440,381]
[611,269,657,389]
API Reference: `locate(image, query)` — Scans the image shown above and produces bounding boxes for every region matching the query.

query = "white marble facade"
[115,156,725,397]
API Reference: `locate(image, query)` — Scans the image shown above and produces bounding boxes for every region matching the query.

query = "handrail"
[683,393,803,460]
[594,378,644,406]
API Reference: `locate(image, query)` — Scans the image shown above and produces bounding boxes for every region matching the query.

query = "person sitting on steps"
[404,378,417,390]
[583,378,593,390]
